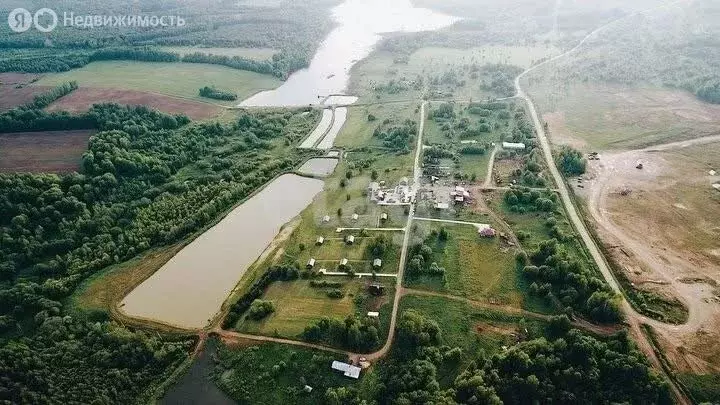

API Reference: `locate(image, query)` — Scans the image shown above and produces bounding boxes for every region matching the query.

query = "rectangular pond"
[121,174,325,329]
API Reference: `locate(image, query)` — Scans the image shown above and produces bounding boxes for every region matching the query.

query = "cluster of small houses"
[434,185,472,210]
[368,177,412,205]
[306,235,383,272]
[321,213,389,223]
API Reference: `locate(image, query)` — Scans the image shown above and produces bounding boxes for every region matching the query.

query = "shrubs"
[309,280,343,289]
[247,300,275,320]
[301,315,380,352]
[522,238,624,323]
[326,289,345,299]
[503,187,557,213]
[556,146,587,176]
[199,86,238,101]
[223,264,300,328]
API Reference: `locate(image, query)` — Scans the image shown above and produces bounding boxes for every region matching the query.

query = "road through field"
[365,101,427,361]
[514,1,691,403]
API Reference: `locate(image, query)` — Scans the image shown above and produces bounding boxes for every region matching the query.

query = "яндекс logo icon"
[8,7,58,33]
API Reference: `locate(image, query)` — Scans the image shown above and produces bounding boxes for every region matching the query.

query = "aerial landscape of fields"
[1,0,719,404]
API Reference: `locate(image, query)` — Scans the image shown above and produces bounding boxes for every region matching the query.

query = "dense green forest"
[0,47,309,79]
[371,310,670,404]
[215,309,672,405]
[0,0,341,77]
[0,102,318,402]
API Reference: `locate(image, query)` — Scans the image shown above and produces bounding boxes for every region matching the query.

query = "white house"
[331,361,361,379]
[346,235,355,245]
[316,236,325,245]
[373,258,382,268]
[502,142,526,150]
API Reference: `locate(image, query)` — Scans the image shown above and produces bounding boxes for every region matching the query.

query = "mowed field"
[158,46,277,60]
[405,222,523,308]
[34,61,282,105]
[528,83,720,150]
[0,130,93,172]
[46,88,223,120]
[237,277,394,339]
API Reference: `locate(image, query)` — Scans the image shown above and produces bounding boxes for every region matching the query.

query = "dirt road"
[365,101,427,361]
[585,139,720,335]
[514,2,692,403]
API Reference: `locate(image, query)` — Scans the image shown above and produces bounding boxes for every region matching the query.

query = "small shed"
[352,213,359,221]
[373,258,382,269]
[340,258,349,268]
[367,312,379,318]
[368,282,385,296]
[346,235,355,245]
[399,177,409,186]
[322,215,331,223]
[306,258,316,269]
[316,236,325,246]
[455,196,465,203]
[435,202,450,210]
[713,183,720,191]
[303,385,313,393]
[331,361,361,379]
[380,213,388,221]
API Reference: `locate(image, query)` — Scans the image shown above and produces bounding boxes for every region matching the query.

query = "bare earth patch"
[0,73,40,85]
[0,73,49,111]
[46,88,223,120]
[0,130,94,173]
[577,138,720,371]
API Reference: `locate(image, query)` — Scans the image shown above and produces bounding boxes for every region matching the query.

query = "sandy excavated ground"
[575,136,720,373]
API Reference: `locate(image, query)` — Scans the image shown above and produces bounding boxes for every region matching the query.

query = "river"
[121,174,325,329]
[240,0,458,107]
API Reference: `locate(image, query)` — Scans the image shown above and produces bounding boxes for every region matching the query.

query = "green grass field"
[237,277,394,340]
[526,82,720,150]
[404,222,523,307]
[35,61,282,105]
[158,46,277,60]
[334,102,420,149]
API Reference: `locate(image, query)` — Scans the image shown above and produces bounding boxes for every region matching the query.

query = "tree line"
[0,104,313,402]
[199,86,238,101]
